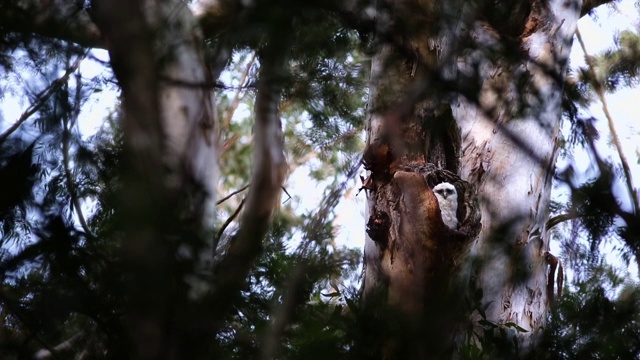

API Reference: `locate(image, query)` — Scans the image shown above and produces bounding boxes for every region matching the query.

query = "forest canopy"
[1,0,640,359]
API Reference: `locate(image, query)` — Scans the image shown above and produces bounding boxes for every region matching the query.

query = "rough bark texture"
[360,0,580,357]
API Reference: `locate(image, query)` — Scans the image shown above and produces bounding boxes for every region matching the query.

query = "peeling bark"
[454,0,579,351]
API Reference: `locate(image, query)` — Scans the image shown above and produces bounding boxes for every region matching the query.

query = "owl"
[433,182,459,229]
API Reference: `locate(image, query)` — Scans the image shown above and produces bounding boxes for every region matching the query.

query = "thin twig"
[576,27,640,216]
[159,76,255,90]
[213,198,246,254]
[281,186,292,204]
[0,56,84,143]
[216,184,250,205]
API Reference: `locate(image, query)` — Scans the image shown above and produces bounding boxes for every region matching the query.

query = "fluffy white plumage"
[433,182,459,229]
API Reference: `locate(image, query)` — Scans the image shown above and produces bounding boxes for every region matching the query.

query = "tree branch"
[216,184,250,205]
[1,0,377,53]
[546,212,580,230]
[0,291,60,359]
[261,257,309,360]
[0,238,51,277]
[90,1,169,359]
[580,0,616,17]
[211,29,290,319]
[213,197,245,254]
[261,160,360,359]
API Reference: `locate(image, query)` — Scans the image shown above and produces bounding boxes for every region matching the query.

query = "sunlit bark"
[455,0,579,350]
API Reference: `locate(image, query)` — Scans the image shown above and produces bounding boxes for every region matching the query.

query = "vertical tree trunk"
[454,1,579,352]
[92,0,218,358]
[360,0,579,357]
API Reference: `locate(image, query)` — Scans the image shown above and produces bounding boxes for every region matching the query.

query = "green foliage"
[534,264,640,360]
[588,30,640,92]
[545,25,640,360]
[214,212,361,359]
[460,288,529,360]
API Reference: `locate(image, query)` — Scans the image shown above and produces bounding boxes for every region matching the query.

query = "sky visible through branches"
[0,0,638,278]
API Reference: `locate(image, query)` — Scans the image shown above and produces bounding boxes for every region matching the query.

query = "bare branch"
[216,184,250,205]
[213,197,246,253]
[281,186,292,203]
[158,76,228,89]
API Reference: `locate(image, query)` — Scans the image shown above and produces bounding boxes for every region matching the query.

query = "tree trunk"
[91,0,218,358]
[360,1,579,358]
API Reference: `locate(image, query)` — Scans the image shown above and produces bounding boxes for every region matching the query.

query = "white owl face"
[433,182,457,201]
[433,182,459,229]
